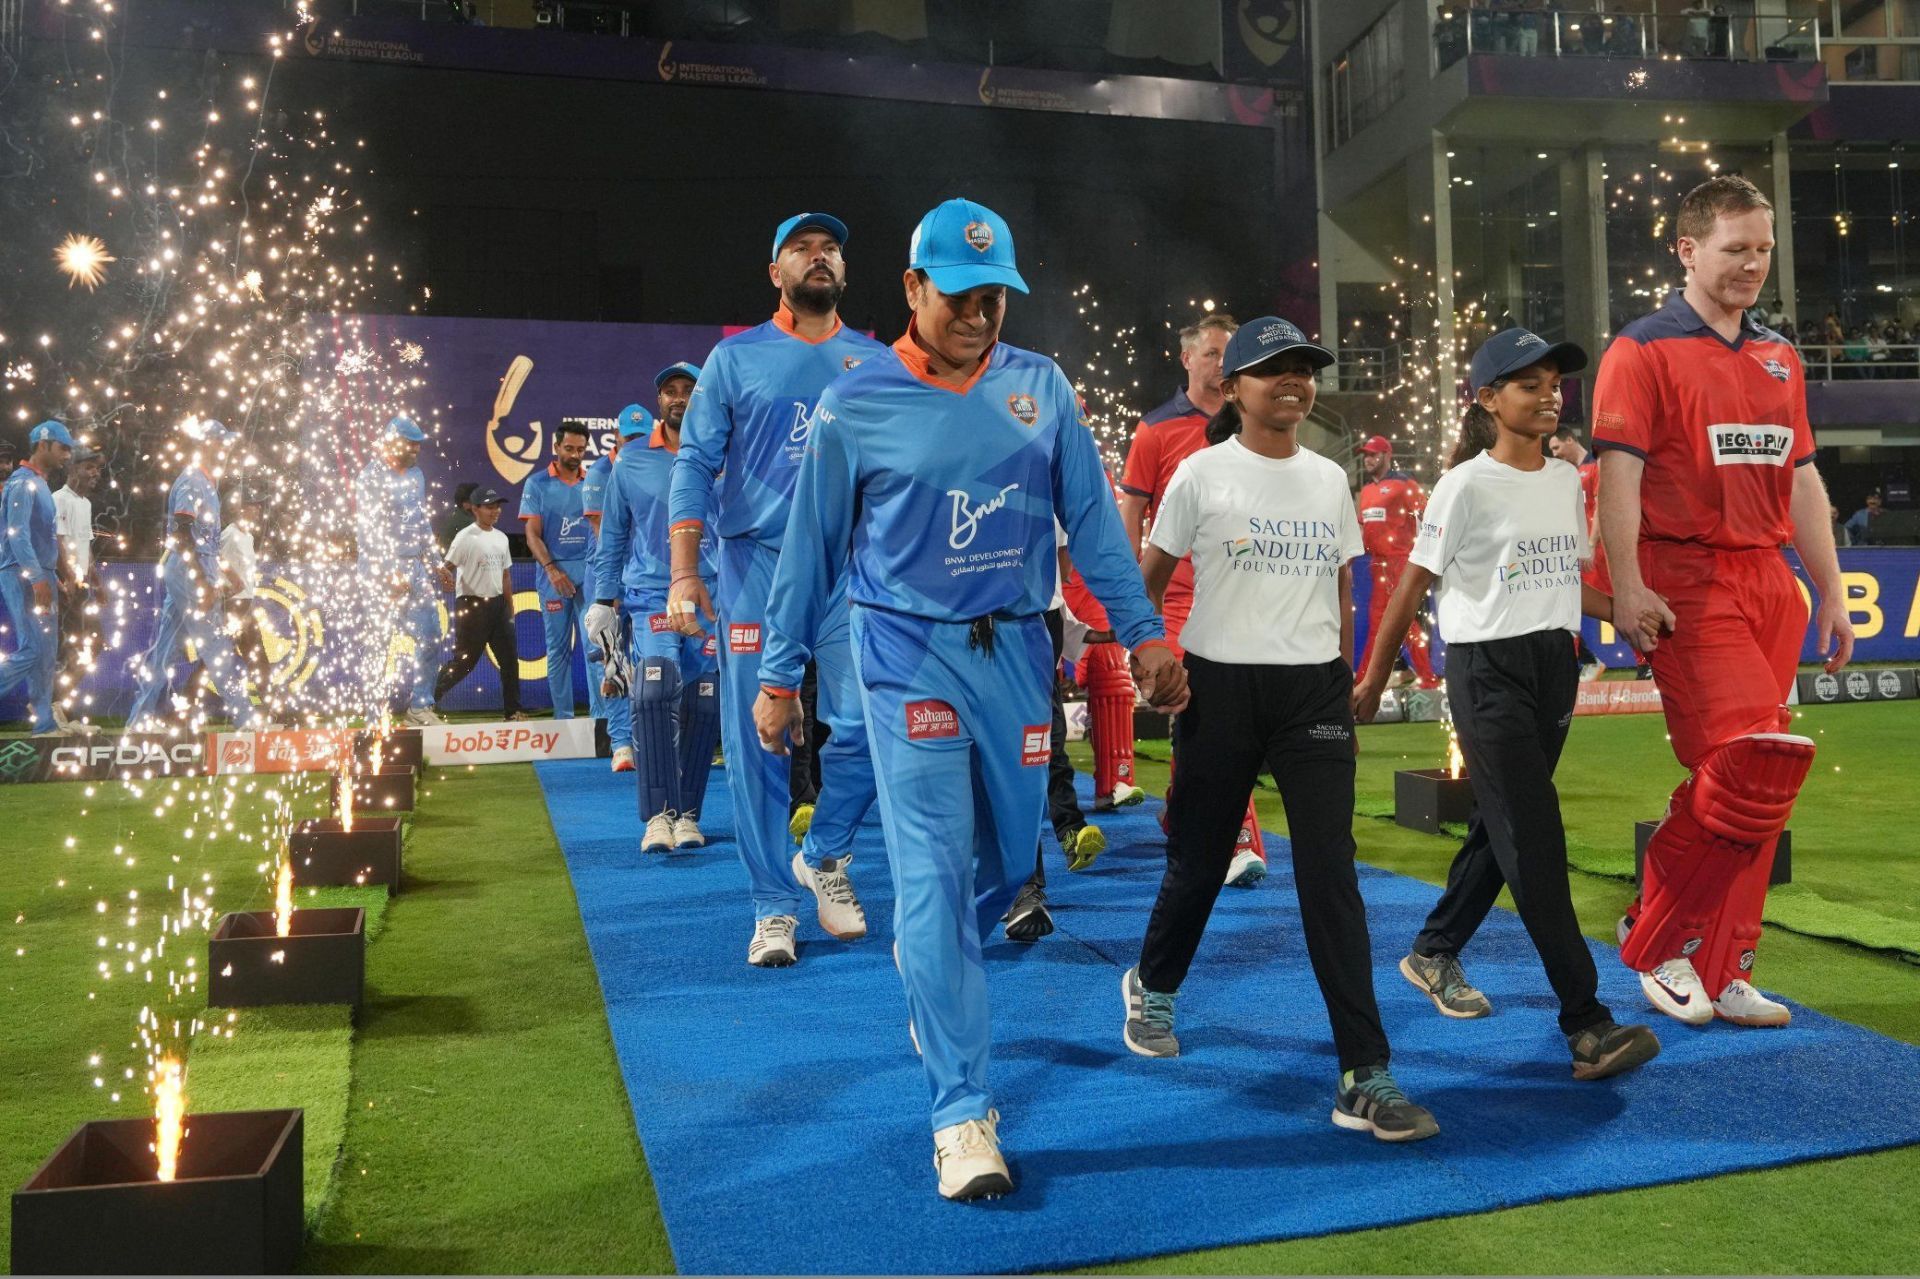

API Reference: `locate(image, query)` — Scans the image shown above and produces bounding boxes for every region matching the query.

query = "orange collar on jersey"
[649,423,679,454]
[772,302,843,345]
[891,319,996,396]
[20,460,47,480]
[545,460,584,486]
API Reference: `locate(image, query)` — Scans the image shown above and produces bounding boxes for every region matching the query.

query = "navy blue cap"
[1469,328,1588,393]
[386,415,426,443]
[616,403,655,439]
[28,419,75,448]
[1221,317,1334,377]
[909,199,1029,295]
[771,212,848,262]
[654,362,701,389]
[470,487,505,506]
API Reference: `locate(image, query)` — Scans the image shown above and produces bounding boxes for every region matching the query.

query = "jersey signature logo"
[946,483,1020,550]
[787,402,813,445]
[558,515,590,540]
[1007,393,1038,426]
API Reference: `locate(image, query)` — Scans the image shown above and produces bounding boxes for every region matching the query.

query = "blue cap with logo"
[1221,316,1334,378]
[770,212,849,262]
[185,417,239,446]
[28,419,76,448]
[909,198,1029,296]
[1468,327,1588,393]
[617,403,655,439]
[654,361,701,389]
[386,414,426,443]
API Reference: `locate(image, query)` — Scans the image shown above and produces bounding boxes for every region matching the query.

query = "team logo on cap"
[1007,393,1038,426]
[964,221,995,253]
[1257,321,1301,345]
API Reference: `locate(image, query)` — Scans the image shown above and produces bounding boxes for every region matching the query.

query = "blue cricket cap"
[616,403,655,439]
[185,417,239,446]
[908,199,1029,296]
[28,419,75,448]
[1222,317,1334,377]
[770,212,849,262]
[1469,328,1588,393]
[654,362,701,389]
[386,414,426,443]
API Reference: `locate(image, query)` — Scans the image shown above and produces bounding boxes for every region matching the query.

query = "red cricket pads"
[1081,641,1135,799]
[1236,800,1266,863]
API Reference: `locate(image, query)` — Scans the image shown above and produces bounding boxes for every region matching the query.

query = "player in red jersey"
[1355,436,1438,688]
[1595,176,1852,1030]
[1117,313,1268,887]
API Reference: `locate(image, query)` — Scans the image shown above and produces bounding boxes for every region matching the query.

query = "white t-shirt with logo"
[446,524,512,599]
[218,523,259,601]
[53,486,92,580]
[1409,452,1589,643]
[1148,435,1363,665]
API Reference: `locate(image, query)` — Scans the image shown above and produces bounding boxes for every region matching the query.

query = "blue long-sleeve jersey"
[353,458,433,569]
[0,463,58,585]
[760,332,1164,691]
[667,309,886,548]
[166,467,224,580]
[591,433,716,606]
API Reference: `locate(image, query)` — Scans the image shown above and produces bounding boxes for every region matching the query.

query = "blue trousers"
[717,537,876,920]
[628,599,720,818]
[539,558,607,722]
[127,565,257,728]
[0,573,57,732]
[850,605,1053,1132]
[356,559,441,714]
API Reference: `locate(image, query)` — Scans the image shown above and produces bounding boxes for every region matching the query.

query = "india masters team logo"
[1006,393,1038,426]
[964,221,995,253]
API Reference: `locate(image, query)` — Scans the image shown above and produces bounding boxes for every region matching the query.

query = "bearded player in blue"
[754,199,1188,1201]
[667,212,888,968]
[0,420,75,734]
[521,421,614,730]
[586,384,722,855]
[352,415,448,724]
[126,419,264,732]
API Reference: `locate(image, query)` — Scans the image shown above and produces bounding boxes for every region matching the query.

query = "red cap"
[1360,435,1393,455]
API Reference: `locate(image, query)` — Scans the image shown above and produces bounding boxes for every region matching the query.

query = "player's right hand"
[1612,583,1675,654]
[30,579,53,610]
[546,564,577,599]
[1351,672,1387,724]
[1130,643,1190,714]
[667,576,715,638]
[752,691,805,755]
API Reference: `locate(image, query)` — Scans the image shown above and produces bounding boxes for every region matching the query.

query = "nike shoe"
[1399,951,1492,1019]
[747,915,797,968]
[1225,847,1266,888]
[1002,881,1053,943]
[1093,782,1146,812]
[1639,957,1713,1025]
[1121,966,1179,1058]
[1063,823,1106,873]
[1712,979,1791,1027]
[609,746,635,774]
[671,814,705,849]
[788,802,814,844]
[1332,1065,1439,1142]
[791,851,867,940]
[1568,1019,1662,1080]
[641,812,676,854]
[402,707,444,726]
[933,1110,1011,1202]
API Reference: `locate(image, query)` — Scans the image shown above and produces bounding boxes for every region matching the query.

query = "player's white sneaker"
[747,915,797,967]
[1640,958,1714,1026]
[641,812,676,854]
[403,707,444,726]
[792,851,867,940]
[934,1110,1011,1201]
[1713,979,1791,1027]
[1225,847,1266,888]
[609,746,634,774]
[1094,781,1146,811]
[671,814,705,848]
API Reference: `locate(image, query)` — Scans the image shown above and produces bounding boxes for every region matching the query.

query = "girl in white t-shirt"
[1120,317,1439,1144]
[1353,327,1663,1082]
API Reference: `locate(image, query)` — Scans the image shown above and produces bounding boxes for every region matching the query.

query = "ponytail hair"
[1446,382,1504,469]
[1205,400,1242,446]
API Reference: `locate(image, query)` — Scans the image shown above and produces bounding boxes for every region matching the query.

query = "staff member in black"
[434,488,526,719]
[1353,328,1662,1081]
[1120,317,1438,1144]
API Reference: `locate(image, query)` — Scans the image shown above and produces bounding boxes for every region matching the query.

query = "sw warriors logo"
[1007,393,1038,426]
[964,221,995,253]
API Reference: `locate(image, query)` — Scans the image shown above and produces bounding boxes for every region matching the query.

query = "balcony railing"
[1798,343,1920,380]
[1435,6,1822,71]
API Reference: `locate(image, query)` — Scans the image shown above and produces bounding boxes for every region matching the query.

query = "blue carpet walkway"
[536,758,1920,1275]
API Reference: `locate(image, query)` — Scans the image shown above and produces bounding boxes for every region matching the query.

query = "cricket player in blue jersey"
[127,419,263,731]
[666,212,888,967]
[587,379,722,854]
[754,199,1187,1201]
[353,415,448,725]
[580,441,626,767]
[0,421,75,734]
[522,421,613,731]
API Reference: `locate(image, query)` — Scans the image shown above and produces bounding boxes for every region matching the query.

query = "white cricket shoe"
[1713,979,1791,1027]
[1639,957,1714,1026]
[641,812,676,854]
[934,1110,1011,1202]
[672,814,705,848]
[747,915,798,968]
[1094,781,1146,811]
[609,746,634,774]
[792,851,867,940]
[1225,847,1267,888]
[403,707,444,726]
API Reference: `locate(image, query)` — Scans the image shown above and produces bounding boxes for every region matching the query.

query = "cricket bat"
[490,355,534,430]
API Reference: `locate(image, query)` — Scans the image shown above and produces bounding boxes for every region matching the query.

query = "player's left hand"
[1129,643,1189,714]
[1813,594,1855,673]
[752,691,805,755]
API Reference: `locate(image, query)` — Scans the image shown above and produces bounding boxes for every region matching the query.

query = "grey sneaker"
[1002,880,1053,943]
[1400,950,1492,1019]
[1121,966,1179,1058]
[1568,1019,1661,1080]
[1332,1064,1439,1142]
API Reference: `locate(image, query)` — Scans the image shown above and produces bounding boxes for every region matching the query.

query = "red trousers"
[1367,555,1434,683]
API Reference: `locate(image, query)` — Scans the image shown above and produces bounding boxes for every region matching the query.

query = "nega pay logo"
[1708,423,1792,467]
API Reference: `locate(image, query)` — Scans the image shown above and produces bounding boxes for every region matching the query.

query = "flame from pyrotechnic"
[1446,724,1465,780]
[274,855,293,938]
[54,234,115,290]
[153,1056,186,1181]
